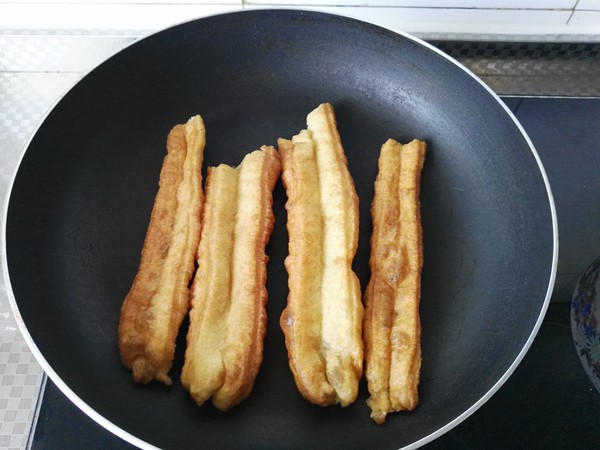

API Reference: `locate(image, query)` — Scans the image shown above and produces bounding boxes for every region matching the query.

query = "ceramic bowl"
[571,256,600,393]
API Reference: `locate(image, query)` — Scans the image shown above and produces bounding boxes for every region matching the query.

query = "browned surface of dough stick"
[278,132,334,405]
[363,138,426,424]
[118,115,205,385]
[280,103,363,407]
[181,146,281,411]
[180,164,238,405]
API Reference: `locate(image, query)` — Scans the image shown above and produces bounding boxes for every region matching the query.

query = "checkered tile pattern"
[0,32,141,448]
[0,326,43,450]
[0,40,113,448]
[0,35,138,72]
[0,32,140,448]
[432,41,600,97]
[0,71,84,194]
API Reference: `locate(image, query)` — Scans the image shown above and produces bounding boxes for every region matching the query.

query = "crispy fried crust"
[181,146,281,411]
[279,133,335,406]
[118,116,205,385]
[180,164,238,405]
[363,138,426,424]
[280,103,363,407]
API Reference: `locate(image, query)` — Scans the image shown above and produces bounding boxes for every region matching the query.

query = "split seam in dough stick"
[279,103,363,407]
[181,146,281,411]
[363,138,426,424]
[118,115,205,385]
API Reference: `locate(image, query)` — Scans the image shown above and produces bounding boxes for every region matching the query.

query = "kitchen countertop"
[1,26,599,450]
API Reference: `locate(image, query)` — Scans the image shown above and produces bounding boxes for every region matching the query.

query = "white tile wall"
[0,0,235,2]
[576,0,600,10]
[0,3,242,30]
[245,0,577,6]
[570,10,600,25]
[0,2,598,48]
[0,0,579,4]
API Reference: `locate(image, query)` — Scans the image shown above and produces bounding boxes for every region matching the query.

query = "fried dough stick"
[181,146,281,411]
[118,116,205,385]
[278,132,333,405]
[363,138,426,424]
[280,103,363,407]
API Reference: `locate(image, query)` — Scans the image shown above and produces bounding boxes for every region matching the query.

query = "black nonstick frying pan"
[4,9,557,449]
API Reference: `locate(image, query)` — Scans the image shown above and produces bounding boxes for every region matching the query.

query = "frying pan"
[4,9,557,449]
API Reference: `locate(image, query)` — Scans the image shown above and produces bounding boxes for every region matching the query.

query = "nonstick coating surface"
[5,9,556,449]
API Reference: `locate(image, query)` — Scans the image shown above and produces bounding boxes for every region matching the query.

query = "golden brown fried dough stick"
[182,146,281,411]
[280,103,363,407]
[279,132,334,405]
[363,138,426,424]
[180,164,238,405]
[118,115,205,385]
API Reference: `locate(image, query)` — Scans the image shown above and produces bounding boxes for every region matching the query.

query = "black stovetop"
[31,97,600,449]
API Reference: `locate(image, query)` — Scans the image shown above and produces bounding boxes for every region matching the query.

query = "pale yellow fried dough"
[279,132,336,406]
[180,164,238,405]
[182,146,281,411]
[280,103,363,407]
[118,115,205,385]
[363,138,426,424]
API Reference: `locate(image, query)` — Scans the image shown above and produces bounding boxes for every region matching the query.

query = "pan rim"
[1,8,558,450]
[358,8,558,449]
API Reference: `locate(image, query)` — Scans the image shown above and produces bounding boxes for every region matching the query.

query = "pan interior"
[5,10,555,449]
